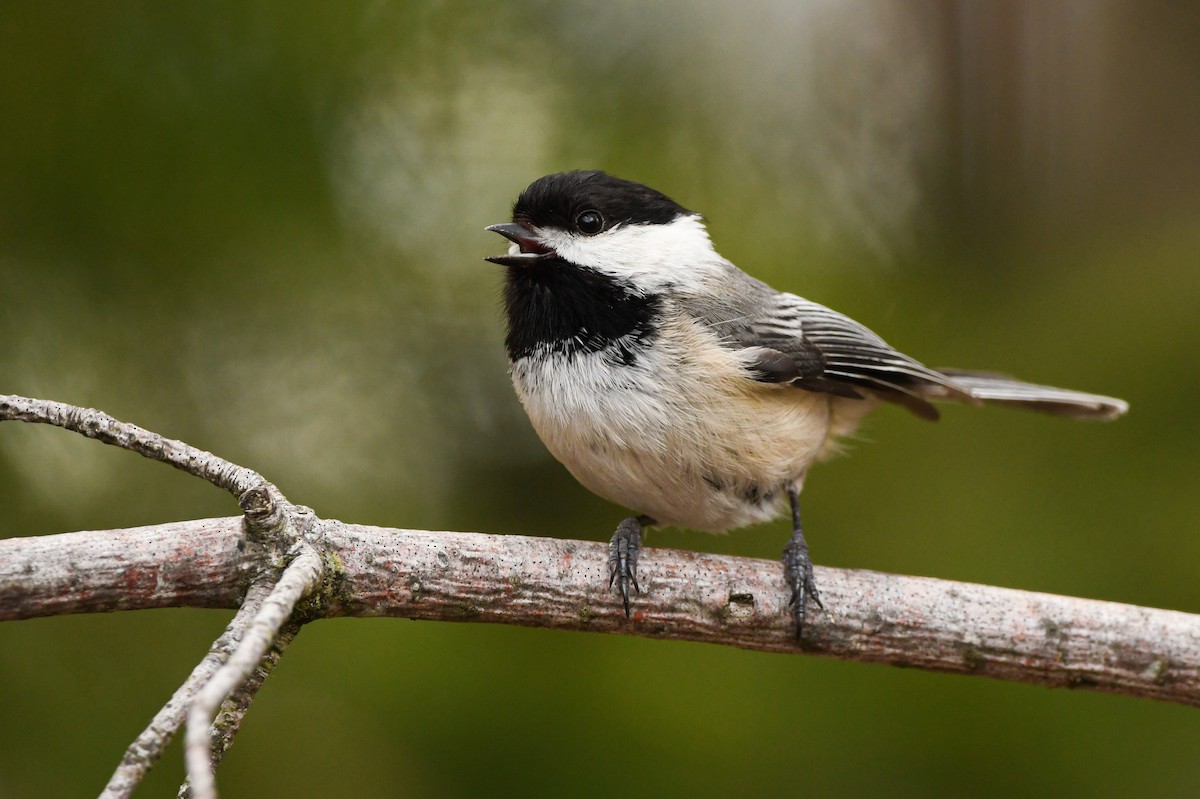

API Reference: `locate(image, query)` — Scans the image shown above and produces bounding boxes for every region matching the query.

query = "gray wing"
[687,270,962,419]
[688,271,1125,422]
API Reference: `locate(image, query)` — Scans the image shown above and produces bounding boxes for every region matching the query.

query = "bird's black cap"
[510,171,692,233]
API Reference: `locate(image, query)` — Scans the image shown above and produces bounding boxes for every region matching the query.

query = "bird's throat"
[503,260,661,362]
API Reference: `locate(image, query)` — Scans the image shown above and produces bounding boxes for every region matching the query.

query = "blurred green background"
[2,2,1199,796]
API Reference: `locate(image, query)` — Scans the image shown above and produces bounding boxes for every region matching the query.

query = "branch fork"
[1,394,1197,797]
[0,395,327,799]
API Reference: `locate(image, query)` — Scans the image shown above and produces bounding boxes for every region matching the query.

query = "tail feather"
[929,368,1128,421]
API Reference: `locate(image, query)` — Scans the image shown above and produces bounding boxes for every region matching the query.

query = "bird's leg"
[782,487,823,638]
[608,514,654,616]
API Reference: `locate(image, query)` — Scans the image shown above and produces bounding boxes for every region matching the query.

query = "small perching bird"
[485,170,1127,637]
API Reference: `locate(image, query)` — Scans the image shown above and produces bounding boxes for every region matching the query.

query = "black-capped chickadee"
[486,170,1127,637]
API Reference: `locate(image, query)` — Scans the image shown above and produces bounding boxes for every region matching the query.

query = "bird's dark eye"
[575,209,604,235]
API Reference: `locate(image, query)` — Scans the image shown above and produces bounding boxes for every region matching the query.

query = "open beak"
[484,222,554,266]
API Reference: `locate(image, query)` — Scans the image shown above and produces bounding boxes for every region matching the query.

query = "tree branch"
[177,619,302,799]
[0,519,249,621]
[101,580,275,799]
[2,393,1193,798]
[2,394,314,798]
[184,546,324,799]
[3,519,1197,707]
[0,395,264,499]
[0,394,293,548]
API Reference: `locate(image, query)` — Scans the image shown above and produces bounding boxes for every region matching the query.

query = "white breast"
[510,310,843,531]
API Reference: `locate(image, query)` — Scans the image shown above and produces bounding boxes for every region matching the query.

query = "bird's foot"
[782,531,824,640]
[608,515,652,616]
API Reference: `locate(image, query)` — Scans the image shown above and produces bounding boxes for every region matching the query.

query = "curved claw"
[608,517,645,617]
[783,535,823,639]
[783,487,823,639]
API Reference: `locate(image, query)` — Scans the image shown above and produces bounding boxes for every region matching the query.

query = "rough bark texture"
[184,548,323,799]
[101,581,276,799]
[176,620,301,799]
[3,518,1197,707]
[0,395,264,498]
[0,519,250,620]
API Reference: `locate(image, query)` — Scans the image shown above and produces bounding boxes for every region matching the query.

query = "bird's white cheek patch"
[539,216,724,294]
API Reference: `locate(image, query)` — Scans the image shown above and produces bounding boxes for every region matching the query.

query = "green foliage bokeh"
[2,3,1199,797]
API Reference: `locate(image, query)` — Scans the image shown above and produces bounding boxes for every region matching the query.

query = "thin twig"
[176,621,302,799]
[183,547,324,799]
[100,581,275,799]
[0,394,316,798]
[0,396,313,797]
[0,395,295,545]
[0,395,264,499]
